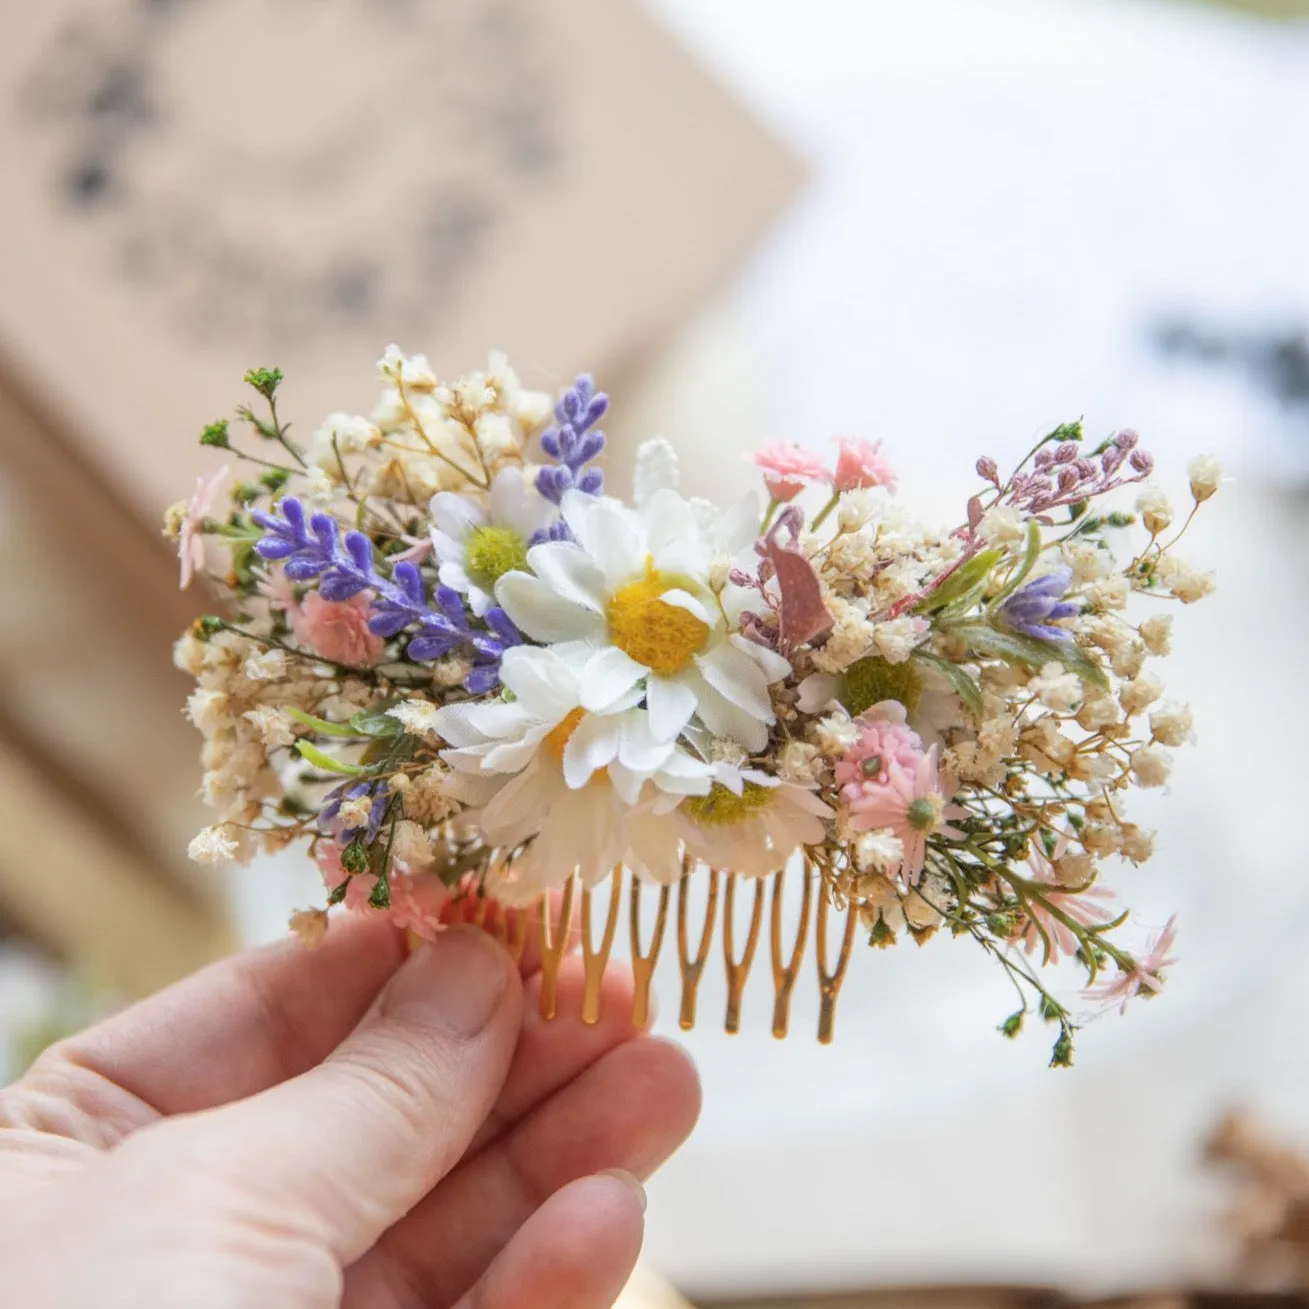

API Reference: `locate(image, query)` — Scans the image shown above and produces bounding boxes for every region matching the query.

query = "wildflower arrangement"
[171,348,1218,1060]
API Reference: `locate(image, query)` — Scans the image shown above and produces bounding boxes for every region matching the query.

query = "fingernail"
[383,927,509,1037]
[598,1168,647,1213]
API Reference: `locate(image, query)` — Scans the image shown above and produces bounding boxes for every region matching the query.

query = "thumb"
[175,926,522,1263]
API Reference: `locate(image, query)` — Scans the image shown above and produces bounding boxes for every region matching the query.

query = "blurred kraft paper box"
[0,0,803,989]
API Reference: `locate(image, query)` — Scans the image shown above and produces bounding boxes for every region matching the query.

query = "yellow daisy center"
[543,706,586,762]
[682,781,774,828]
[606,561,710,676]
[464,524,530,590]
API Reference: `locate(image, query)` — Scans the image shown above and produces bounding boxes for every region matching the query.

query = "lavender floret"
[998,566,1080,642]
[536,374,608,505]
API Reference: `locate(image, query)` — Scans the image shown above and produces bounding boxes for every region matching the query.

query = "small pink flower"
[388,869,451,941]
[835,703,925,790]
[841,743,965,885]
[1086,916,1179,1014]
[832,437,896,493]
[750,441,830,503]
[1017,834,1116,964]
[293,590,385,666]
[257,565,301,621]
[178,464,229,589]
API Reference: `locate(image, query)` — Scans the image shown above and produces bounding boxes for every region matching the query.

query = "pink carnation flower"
[832,437,896,493]
[841,742,965,885]
[750,441,830,503]
[1086,915,1178,1014]
[178,464,229,589]
[835,703,926,790]
[293,590,385,666]
[1017,834,1116,964]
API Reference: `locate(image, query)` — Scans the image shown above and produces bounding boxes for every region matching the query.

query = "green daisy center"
[682,781,774,828]
[464,524,530,590]
[841,655,923,718]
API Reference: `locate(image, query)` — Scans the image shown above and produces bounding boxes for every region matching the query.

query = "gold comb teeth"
[447,856,860,1044]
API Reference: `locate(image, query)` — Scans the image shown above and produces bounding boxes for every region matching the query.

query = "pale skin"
[0,918,701,1308]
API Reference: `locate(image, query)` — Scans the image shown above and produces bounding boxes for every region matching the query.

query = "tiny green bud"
[1106,511,1135,528]
[860,754,883,779]
[244,366,284,399]
[368,874,391,909]
[868,917,898,949]
[201,419,231,448]
[1050,1030,1075,1068]
[999,1010,1024,1039]
[1067,499,1088,521]
[341,839,370,875]
[193,615,224,639]
[1048,420,1083,444]
[1039,994,1063,1023]
[260,468,291,492]
[232,482,260,506]
[326,880,348,906]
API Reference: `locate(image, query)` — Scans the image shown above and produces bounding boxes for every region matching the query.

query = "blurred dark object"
[1205,1113,1309,1294]
[1156,321,1309,410]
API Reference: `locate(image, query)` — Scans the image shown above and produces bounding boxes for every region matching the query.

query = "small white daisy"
[430,466,554,615]
[432,644,712,900]
[495,488,787,751]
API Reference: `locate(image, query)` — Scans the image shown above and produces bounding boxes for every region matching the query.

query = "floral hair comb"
[172,349,1216,1062]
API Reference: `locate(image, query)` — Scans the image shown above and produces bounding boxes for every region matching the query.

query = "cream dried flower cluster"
[170,351,1216,1061]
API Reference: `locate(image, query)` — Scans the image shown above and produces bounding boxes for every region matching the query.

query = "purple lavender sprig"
[253,498,521,689]
[535,374,608,506]
[997,565,1080,641]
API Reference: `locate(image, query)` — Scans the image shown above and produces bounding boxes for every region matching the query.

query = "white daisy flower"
[429,466,554,615]
[628,763,832,882]
[495,488,788,751]
[432,644,712,902]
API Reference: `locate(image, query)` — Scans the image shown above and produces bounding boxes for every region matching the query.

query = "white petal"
[685,671,770,753]
[487,466,525,521]
[497,646,579,720]
[562,714,622,788]
[564,494,645,589]
[481,733,548,774]
[643,488,700,559]
[430,529,466,566]
[496,571,603,644]
[732,632,791,683]
[607,759,646,806]
[525,541,606,613]
[482,763,551,842]
[659,588,714,625]
[695,641,775,723]
[432,700,531,748]
[429,491,484,541]
[714,491,763,554]
[580,646,647,711]
[467,584,493,617]
[615,709,676,773]
[646,674,697,741]
[796,672,840,714]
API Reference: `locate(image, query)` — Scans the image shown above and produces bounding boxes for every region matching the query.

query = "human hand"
[0,916,701,1308]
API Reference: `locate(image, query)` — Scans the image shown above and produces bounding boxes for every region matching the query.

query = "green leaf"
[951,622,1108,690]
[916,549,1003,614]
[986,520,1043,613]
[295,740,368,776]
[285,706,358,738]
[351,708,404,738]
[912,651,983,721]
